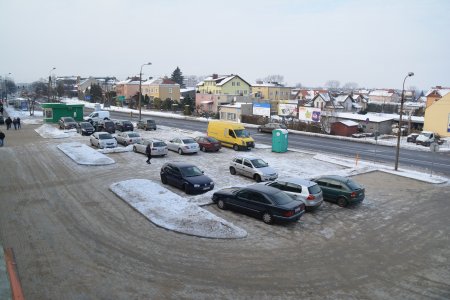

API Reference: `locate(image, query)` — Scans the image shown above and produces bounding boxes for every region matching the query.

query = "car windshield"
[147,120,155,124]
[346,179,362,190]
[64,117,75,122]
[128,133,140,137]
[182,138,196,144]
[234,129,250,138]
[99,134,113,139]
[205,137,218,142]
[250,159,268,168]
[421,133,432,138]
[123,121,132,125]
[180,166,203,177]
[308,184,322,194]
[81,123,92,128]
[153,141,166,147]
[271,191,294,205]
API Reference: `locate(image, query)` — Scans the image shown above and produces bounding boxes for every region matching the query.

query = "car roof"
[165,162,196,168]
[276,177,317,187]
[233,155,262,160]
[245,184,283,195]
[315,175,349,182]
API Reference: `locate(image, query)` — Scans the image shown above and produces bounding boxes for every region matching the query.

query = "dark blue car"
[212,184,305,224]
[160,162,214,194]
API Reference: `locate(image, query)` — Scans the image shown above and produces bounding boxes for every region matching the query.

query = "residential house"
[196,74,252,113]
[425,86,450,108]
[311,93,343,111]
[334,94,354,112]
[77,76,118,101]
[368,89,400,103]
[55,76,79,98]
[252,81,292,116]
[218,103,253,122]
[351,94,368,111]
[423,92,450,137]
[141,77,180,101]
[115,78,140,105]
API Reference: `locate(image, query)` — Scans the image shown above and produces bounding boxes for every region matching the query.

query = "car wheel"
[201,146,206,152]
[178,148,183,155]
[133,146,137,153]
[262,212,273,224]
[337,197,347,207]
[233,144,239,151]
[161,175,168,184]
[229,167,236,175]
[254,174,262,182]
[184,184,190,194]
[217,199,226,210]
[90,140,94,146]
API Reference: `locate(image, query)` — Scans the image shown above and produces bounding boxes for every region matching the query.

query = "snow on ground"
[4,101,449,238]
[110,179,247,239]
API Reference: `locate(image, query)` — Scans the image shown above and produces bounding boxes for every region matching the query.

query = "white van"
[84,111,110,124]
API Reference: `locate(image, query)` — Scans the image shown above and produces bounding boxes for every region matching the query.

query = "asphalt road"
[101,108,450,176]
[0,123,449,299]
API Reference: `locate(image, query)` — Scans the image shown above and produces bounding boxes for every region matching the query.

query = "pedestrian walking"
[5,117,12,130]
[12,118,18,130]
[145,142,152,164]
[17,117,21,129]
[0,130,5,147]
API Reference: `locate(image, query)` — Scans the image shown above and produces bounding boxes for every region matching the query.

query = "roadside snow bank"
[57,142,115,165]
[110,179,247,239]
[35,124,78,139]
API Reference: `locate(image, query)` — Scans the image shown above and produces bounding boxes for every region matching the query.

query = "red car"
[194,136,221,152]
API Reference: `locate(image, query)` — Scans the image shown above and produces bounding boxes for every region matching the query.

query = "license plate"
[203,187,210,190]
[294,207,300,213]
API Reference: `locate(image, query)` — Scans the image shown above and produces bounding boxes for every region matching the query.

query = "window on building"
[232,82,235,86]
[237,82,240,86]
[169,88,173,93]
[227,112,236,121]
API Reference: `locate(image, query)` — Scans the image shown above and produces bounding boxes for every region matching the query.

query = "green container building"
[40,103,84,123]
[272,129,288,153]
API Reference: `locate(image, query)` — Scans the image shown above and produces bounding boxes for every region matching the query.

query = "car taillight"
[283,210,294,217]
[351,192,357,198]
[306,194,315,200]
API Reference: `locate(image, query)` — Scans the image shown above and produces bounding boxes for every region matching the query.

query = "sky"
[1,0,449,90]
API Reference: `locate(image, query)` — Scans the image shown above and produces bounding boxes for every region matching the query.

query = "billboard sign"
[253,102,271,117]
[278,104,297,116]
[298,107,321,122]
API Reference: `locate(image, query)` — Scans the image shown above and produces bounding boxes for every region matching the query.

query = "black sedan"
[77,122,95,136]
[160,162,214,194]
[58,117,77,130]
[115,120,134,132]
[212,184,305,224]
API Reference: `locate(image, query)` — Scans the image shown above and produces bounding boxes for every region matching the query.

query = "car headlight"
[194,184,200,188]
[210,182,214,185]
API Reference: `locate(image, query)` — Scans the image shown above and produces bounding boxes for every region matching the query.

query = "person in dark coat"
[5,117,12,130]
[12,118,18,130]
[0,130,5,147]
[17,117,21,129]
[145,143,152,164]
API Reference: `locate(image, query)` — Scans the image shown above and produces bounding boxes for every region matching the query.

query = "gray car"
[229,155,278,182]
[264,177,323,211]
[115,131,142,146]
[257,122,287,133]
[133,139,168,157]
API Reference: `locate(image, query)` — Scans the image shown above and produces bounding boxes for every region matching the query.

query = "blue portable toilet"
[272,129,288,153]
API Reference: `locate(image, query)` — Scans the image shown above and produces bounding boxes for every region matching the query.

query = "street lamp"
[138,62,152,121]
[394,72,414,171]
[48,67,56,102]
[3,72,11,103]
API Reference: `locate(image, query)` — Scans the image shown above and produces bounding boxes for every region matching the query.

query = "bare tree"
[263,75,284,84]
[325,80,340,90]
[342,82,358,90]
[294,82,302,88]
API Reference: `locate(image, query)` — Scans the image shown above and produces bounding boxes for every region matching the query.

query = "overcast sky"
[1,0,449,90]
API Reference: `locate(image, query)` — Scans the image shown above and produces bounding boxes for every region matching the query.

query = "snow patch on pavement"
[110,179,247,239]
[57,142,115,165]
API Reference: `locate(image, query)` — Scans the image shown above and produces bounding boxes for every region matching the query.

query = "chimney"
[212,74,218,79]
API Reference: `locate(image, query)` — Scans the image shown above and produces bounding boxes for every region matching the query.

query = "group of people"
[4,116,21,130]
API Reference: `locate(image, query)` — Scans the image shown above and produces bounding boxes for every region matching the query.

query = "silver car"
[89,132,117,149]
[133,139,168,157]
[264,177,323,211]
[167,137,199,155]
[229,155,278,182]
[115,131,142,146]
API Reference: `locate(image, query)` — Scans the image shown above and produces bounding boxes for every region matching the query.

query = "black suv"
[95,120,115,133]
[115,120,134,132]
[137,119,157,131]
[77,121,95,136]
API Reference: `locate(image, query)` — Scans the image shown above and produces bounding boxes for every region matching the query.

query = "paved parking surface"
[0,124,449,299]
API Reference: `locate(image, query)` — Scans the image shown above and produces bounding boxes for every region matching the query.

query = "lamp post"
[48,67,56,102]
[394,72,414,171]
[138,62,152,121]
[3,72,11,103]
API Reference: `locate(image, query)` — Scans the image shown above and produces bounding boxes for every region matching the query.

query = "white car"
[133,139,168,157]
[229,155,278,182]
[167,137,199,154]
[90,132,117,149]
[264,177,323,211]
[115,131,142,146]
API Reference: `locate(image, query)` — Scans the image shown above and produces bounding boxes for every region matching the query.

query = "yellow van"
[207,121,255,151]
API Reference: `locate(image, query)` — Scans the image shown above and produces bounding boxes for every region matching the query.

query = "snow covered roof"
[369,90,394,97]
[328,112,395,123]
[337,120,359,127]
[219,102,252,108]
[334,95,351,103]
[425,88,450,97]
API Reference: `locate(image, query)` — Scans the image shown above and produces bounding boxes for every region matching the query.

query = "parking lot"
[0,122,450,299]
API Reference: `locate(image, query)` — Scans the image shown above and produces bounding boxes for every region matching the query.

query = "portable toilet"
[272,129,288,153]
